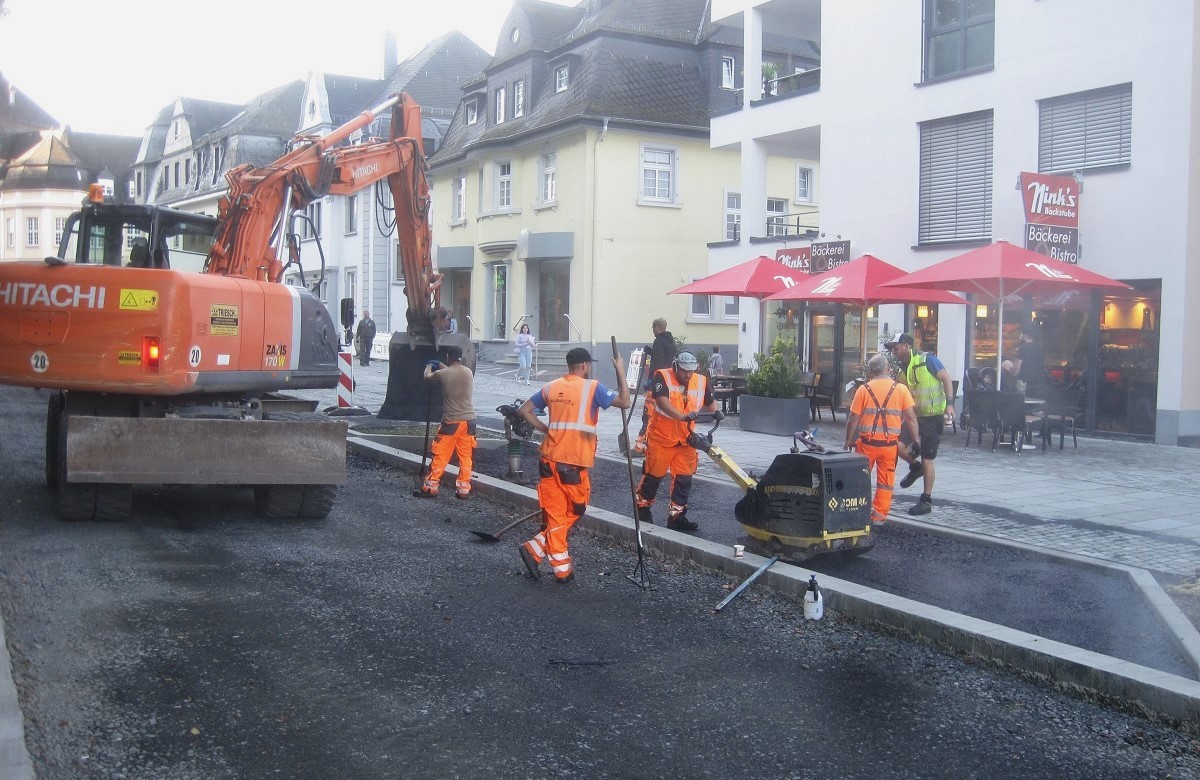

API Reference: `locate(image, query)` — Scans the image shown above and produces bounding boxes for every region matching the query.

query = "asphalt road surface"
[1,386,1198,779]
[470,423,1192,678]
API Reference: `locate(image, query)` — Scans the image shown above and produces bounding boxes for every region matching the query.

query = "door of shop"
[538,264,570,341]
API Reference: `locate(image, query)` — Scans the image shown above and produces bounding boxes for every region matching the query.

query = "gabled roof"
[488,0,588,70]
[432,0,715,164]
[0,71,59,162]
[0,127,138,193]
[378,31,492,115]
[324,74,387,126]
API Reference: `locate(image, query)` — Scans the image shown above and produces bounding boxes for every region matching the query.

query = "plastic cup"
[733,544,745,558]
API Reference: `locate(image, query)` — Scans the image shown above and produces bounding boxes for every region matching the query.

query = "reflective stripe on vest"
[860,379,904,441]
[649,367,705,445]
[906,354,947,417]
[541,375,599,467]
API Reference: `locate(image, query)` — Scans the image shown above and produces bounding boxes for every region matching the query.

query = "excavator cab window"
[55,204,218,272]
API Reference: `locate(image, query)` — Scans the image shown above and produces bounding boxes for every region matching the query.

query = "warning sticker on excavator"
[118,350,140,365]
[119,289,159,311]
[210,304,239,336]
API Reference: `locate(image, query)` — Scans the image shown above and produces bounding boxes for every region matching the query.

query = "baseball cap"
[884,333,915,349]
[565,347,595,366]
[674,351,699,370]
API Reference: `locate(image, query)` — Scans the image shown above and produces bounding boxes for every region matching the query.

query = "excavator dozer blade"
[66,416,347,485]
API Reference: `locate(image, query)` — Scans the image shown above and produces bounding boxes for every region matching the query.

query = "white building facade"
[710,0,1200,445]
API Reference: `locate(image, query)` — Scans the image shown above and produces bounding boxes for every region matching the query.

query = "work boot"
[909,494,933,516]
[899,460,924,489]
[455,490,470,500]
[555,572,576,585]
[519,545,541,580]
[667,510,698,532]
[636,505,654,525]
[413,487,437,498]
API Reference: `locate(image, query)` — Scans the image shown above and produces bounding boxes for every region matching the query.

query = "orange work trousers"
[636,440,697,511]
[856,439,898,522]
[523,458,590,581]
[424,420,476,497]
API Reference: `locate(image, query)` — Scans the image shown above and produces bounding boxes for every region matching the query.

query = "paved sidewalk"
[314,358,1200,578]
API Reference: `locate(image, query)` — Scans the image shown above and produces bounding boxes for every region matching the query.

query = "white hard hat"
[675,351,698,370]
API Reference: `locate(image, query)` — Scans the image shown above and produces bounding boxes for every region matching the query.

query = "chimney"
[382,32,398,78]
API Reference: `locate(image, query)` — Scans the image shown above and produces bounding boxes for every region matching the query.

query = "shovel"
[469,509,541,542]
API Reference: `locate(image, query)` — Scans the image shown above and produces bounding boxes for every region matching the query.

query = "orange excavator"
[0,92,458,521]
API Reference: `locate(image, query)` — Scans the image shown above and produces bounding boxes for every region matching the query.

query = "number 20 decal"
[189,346,202,367]
[31,351,49,373]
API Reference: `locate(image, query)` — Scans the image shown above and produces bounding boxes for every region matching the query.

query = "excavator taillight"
[142,337,160,370]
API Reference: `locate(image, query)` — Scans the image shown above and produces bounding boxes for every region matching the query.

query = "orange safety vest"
[854,378,910,445]
[647,367,706,446]
[540,374,600,467]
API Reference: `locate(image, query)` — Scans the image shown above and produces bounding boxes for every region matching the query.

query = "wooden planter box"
[738,395,812,436]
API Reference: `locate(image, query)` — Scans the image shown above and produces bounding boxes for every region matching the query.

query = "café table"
[712,375,748,415]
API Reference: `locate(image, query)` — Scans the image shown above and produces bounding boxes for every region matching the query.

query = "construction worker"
[415,345,476,499]
[635,351,720,532]
[886,332,955,515]
[843,353,921,524]
[354,310,377,366]
[516,347,632,583]
[633,318,677,455]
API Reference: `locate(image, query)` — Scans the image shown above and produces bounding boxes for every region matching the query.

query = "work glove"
[713,410,725,422]
[682,411,698,423]
[910,442,921,459]
[426,360,440,370]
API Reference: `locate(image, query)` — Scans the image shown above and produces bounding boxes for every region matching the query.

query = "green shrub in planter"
[745,337,802,399]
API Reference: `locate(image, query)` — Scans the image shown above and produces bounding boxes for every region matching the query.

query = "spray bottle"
[803,574,824,620]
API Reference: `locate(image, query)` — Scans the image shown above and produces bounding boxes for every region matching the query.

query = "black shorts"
[917,415,944,459]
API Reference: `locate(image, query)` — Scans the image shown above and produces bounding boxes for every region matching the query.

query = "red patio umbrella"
[879,241,1131,387]
[765,254,967,364]
[668,255,801,299]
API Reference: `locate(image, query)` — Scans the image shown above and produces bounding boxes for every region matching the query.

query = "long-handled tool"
[613,337,652,590]
[714,555,779,612]
[412,380,434,496]
[469,509,541,542]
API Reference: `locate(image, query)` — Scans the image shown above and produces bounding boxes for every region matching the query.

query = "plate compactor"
[689,421,875,563]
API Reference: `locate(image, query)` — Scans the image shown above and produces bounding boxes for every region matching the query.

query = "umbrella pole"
[997,281,1005,391]
[860,305,869,366]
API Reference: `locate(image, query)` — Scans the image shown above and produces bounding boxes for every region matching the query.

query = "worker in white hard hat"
[634,351,720,532]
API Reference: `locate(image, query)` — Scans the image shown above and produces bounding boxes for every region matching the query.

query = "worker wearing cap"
[416,345,476,499]
[843,353,921,524]
[885,333,955,516]
[516,347,631,583]
[635,351,720,532]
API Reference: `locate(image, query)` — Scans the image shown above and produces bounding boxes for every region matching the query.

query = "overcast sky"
[0,0,579,137]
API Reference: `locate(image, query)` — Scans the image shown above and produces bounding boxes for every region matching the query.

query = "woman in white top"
[514,324,536,384]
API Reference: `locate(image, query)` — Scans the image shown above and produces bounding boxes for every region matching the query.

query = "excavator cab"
[56,200,218,273]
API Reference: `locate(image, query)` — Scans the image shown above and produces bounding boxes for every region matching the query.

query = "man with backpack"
[885,333,955,516]
[844,353,921,524]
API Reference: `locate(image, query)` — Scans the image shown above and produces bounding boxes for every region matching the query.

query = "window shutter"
[918,111,993,244]
[1038,83,1132,172]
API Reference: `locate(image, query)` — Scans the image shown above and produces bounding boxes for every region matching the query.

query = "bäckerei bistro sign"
[1020,172,1080,264]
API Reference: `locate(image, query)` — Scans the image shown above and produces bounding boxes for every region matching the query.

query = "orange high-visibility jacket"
[540,375,600,467]
[648,367,706,446]
[850,378,914,443]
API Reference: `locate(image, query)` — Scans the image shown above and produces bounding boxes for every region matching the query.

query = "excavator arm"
[206,92,442,339]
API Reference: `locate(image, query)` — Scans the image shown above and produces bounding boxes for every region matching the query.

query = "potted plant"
[739,337,810,435]
[761,62,780,96]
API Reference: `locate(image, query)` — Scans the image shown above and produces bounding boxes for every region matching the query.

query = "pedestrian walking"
[514,323,536,385]
[1013,327,1046,396]
[885,333,955,515]
[415,345,476,500]
[843,353,921,525]
[516,347,632,583]
[634,318,677,455]
[634,351,721,532]
[355,311,377,366]
[709,345,725,377]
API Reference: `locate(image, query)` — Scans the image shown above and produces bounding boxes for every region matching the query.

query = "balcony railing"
[765,208,819,239]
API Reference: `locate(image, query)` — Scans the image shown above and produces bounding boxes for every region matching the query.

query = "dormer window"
[510,27,520,45]
[514,80,525,118]
[554,64,569,93]
[495,86,507,124]
[466,100,478,125]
